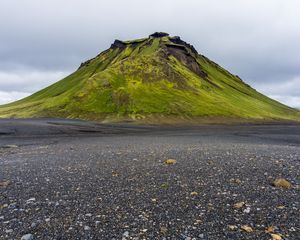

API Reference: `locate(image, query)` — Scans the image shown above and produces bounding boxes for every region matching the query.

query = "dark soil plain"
[0,119,299,239]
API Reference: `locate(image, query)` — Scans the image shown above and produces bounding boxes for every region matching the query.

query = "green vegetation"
[0,33,299,123]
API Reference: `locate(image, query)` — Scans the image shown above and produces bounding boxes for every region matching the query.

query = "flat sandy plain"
[0,119,299,239]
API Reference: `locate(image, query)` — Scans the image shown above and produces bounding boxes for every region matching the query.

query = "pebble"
[123,231,129,237]
[243,207,251,213]
[4,144,18,148]
[21,234,34,240]
[31,222,37,228]
[84,226,91,231]
[270,233,282,240]
[26,198,36,203]
[233,201,245,209]
[6,229,13,233]
[241,225,253,233]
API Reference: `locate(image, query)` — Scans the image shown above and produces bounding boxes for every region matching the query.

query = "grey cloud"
[0,91,30,105]
[254,77,300,97]
[0,70,68,92]
[269,95,300,109]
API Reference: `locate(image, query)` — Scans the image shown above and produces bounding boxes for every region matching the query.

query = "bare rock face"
[169,36,198,55]
[165,43,208,79]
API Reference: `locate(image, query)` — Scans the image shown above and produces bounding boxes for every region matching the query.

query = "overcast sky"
[0,0,300,108]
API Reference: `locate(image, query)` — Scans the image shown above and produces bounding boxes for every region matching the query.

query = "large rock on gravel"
[164,159,177,165]
[272,178,292,189]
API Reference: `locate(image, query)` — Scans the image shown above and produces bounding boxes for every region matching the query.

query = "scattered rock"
[270,233,282,240]
[241,225,253,233]
[233,202,245,209]
[160,226,168,235]
[21,234,34,240]
[230,178,242,184]
[164,159,177,165]
[26,198,36,203]
[31,222,37,228]
[0,180,10,188]
[235,179,242,184]
[194,219,202,225]
[228,225,238,231]
[243,207,251,213]
[95,221,100,225]
[198,233,204,238]
[161,183,169,189]
[272,178,292,189]
[3,144,18,148]
[5,229,13,233]
[84,226,91,231]
[265,226,275,233]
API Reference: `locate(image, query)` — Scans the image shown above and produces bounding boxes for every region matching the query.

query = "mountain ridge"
[0,32,299,123]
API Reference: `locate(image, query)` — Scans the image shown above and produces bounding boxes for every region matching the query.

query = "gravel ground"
[0,119,299,239]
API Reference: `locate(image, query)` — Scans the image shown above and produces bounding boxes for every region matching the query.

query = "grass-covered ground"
[0,33,299,123]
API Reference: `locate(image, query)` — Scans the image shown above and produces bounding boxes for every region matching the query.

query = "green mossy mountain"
[1,32,299,123]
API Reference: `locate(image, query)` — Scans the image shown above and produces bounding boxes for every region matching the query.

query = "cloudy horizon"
[1,0,299,109]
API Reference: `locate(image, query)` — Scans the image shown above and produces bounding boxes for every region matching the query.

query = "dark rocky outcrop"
[78,59,93,70]
[111,40,126,49]
[149,32,169,38]
[169,36,198,55]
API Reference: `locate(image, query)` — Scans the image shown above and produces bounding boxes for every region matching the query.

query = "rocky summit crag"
[0,32,299,123]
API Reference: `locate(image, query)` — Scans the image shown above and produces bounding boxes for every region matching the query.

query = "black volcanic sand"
[0,119,299,240]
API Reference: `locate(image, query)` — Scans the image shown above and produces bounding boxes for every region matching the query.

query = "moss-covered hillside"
[0,32,299,123]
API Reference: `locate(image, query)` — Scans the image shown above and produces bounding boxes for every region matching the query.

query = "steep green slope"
[0,32,299,123]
